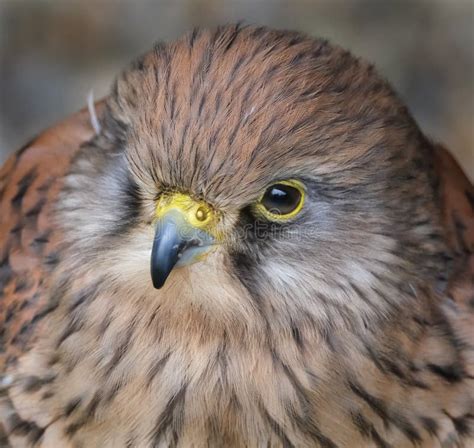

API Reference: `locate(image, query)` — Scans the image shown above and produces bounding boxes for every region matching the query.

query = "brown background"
[0,0,472,179]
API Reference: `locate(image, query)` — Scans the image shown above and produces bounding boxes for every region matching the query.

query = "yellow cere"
[254,179,305,221]
[155,193,219,232]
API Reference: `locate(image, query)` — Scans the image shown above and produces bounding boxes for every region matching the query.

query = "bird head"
[60,25,446,333]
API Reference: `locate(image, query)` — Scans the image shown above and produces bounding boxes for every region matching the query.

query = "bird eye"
[255,180,305,220]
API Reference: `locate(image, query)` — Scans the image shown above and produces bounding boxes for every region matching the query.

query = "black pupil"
[261,184,301,215]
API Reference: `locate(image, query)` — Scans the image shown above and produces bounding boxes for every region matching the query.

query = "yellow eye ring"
[253,179,305,221]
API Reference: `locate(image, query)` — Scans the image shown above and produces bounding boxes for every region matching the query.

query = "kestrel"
[0,25,473,447]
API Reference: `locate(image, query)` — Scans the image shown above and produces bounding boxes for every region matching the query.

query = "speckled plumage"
[0,25,473,447]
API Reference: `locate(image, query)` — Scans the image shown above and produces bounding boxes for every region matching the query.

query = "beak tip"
[151,270,169,289]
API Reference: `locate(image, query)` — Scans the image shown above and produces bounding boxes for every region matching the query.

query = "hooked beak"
[151,194,218,289]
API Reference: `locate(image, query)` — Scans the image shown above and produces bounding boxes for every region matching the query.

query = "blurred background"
[0,0,472,178]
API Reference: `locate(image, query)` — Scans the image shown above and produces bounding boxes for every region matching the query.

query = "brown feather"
[0,105,104,370]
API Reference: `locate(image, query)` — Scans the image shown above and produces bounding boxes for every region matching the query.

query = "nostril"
[195,206,208,222]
